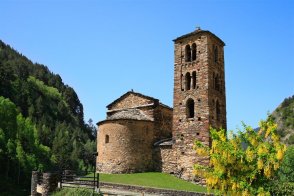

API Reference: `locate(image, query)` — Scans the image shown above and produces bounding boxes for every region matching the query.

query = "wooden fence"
[60,171,100,191]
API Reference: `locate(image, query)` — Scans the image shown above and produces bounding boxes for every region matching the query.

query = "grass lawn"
[52,188,101,196]
[85,172,207,193]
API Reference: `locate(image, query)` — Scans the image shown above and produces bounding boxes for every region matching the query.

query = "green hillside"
[0,40,96,194]
[271,95,294,145]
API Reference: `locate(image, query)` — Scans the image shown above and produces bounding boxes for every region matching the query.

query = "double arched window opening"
[186,98,195,118]
[185,72,191,90]
[192,43,197,61]
[185,71,197,91]
[185,45,191,62]
[185,44,197,62]
[213,73,221,92]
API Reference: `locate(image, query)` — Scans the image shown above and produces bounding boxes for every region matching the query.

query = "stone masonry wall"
[97,119,154,173]
[108,93,155,111]
[172,30,226,181]
[207,36,227,130]
[159,145,177,173]
[153,105,173,140]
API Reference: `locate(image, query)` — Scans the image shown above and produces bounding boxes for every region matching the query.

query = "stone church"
[96,28,227,181]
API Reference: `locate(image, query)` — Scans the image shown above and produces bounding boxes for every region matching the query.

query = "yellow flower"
[251,138,258,147]
[196,148,202,155]
[207,176,218,186]
[271,134,279,142]
[264,164,271,178]
[276,149,283,160]
[257,159,263,170]
[273,162,279,170]
[258,145,268,155]
[265,129,271,138]
[246,148,254,162]
[257,187,271,196]
[220,134,226,142]
[283,144,287,152]
[232,182,237,191]
[212,140,217,149]
[242,190,250,196]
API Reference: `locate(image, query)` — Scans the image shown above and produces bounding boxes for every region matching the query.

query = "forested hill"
[0,40,96,194]
[271,95,294,145]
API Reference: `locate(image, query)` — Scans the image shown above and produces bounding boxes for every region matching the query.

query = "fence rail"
[60,171,99,191]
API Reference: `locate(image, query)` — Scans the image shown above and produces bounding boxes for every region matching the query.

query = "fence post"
[60,171,62,188]
[97,173,99,189]
[42,172,59,196]
[31,171,40,196]
[93,171,96,193]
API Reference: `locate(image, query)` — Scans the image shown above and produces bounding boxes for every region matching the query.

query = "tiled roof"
[107,109,153,121]
[173,29,225,46]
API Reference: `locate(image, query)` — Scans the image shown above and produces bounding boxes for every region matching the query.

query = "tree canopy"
[0,40,96,193]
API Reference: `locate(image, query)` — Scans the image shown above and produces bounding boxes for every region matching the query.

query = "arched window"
[216,100,220,121]
[105,135,109,143]
[212,99,215,119]
[185,45,191,62]
[186,98,195,118]
[219,76,222,93]
[192,71,196,89]
[213,72,215,89]
[192,43,197,61]
[185,72,191,90]
[215,74,220,91]
[214,46,218,63]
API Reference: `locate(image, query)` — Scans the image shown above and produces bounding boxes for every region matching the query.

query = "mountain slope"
[0,40,96,193]
[271,95,294,145]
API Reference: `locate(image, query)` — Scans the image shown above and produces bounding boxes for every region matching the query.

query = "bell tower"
[172,28,227,181]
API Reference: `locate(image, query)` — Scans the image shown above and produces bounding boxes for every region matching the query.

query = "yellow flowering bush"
[193,118,286,195]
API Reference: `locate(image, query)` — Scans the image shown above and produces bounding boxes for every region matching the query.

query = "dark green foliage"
[0,97,53,187]
[267,146,294,195]
[288,134,294,145]
[269,182,294,196]
[0,40,96,193]
[277,145,294,182]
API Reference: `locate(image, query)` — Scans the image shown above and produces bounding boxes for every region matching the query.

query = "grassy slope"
[86,172,206,193]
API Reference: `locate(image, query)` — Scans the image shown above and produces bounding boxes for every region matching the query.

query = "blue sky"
[1,0,293,131]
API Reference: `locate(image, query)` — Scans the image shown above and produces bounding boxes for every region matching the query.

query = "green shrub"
[269,182,294,196]
[287,134,294,145]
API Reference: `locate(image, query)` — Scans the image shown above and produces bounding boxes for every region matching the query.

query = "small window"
[213,72,215,89]
[214,46,218,63]
[192,71,196,89]
[105,135,109,143]
[219,76,223,93]
[214,74,220,91]
[185,72,191,90]
[185,45,191,62]
[186,98,195,118]
[192,43,197,61]
[216,101,220,121]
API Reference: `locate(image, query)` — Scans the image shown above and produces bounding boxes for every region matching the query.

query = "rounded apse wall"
[97,119,154,173]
